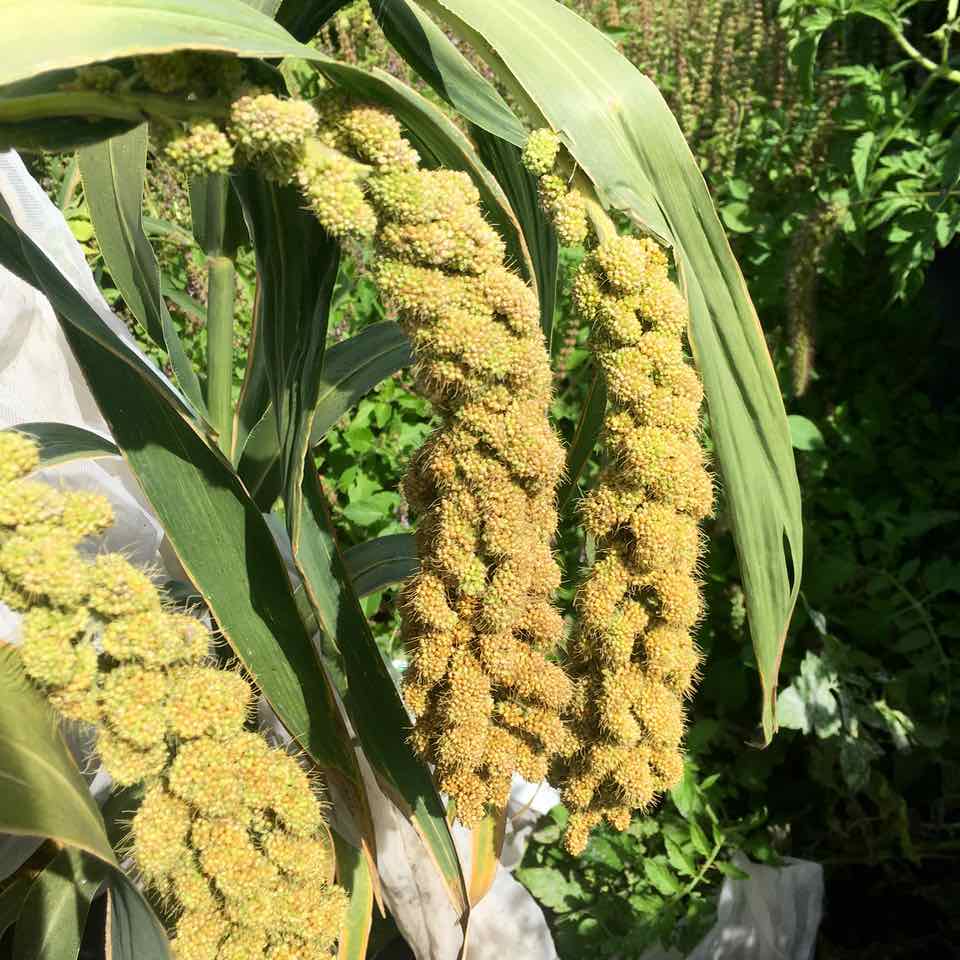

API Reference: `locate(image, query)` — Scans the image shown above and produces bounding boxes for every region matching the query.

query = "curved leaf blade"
[0,648,111,861]
[13,848,107,960]
[343,533,417,597]
[420,0,803,742]
[371,0,526,146]
[311,322,413,446]
[11,421,119,467]
[0,0,323,87]
[332,833,374,960]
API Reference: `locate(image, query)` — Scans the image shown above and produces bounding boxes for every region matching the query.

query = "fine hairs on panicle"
[0,431,346,959]
[559,230,711,855]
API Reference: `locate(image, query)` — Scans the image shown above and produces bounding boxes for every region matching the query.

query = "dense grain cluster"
[283,100,575,825]
[556,236,712,854]
[0,432,346,959]
[520,128,589,247]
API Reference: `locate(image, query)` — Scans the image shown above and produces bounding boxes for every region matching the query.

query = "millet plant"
[0,0,801,956]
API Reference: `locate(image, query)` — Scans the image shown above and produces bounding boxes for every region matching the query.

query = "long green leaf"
[343,533,417,597]
[310,322,413,446]
[278,0,354,41]
[292,469,468,916]
[13,847,107,960]
[231,173,340,527]
[557,371,605,513]
[0,0,323,88]
[332,833,374,960]
[78,126,207,415]
[416,0,803,742]
[11,422,119,467]
[0,650,170,958]
[371,0,525,145]
[106,878,172,960]
[0,649,110,862]
[0,878,30,939]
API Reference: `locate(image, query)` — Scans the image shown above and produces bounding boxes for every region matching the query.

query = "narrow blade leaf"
[78,126,206,414]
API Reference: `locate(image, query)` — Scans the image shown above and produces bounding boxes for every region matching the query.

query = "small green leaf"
[664,836,697,878]
[787,415,825,451]
[715,861,750,881]
[851,131,875,193]
[689,820,712,858]
[643,859,682,896]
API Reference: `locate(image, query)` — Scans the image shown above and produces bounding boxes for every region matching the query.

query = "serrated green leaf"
[689,820,712,858]
[664,836,697,878]
[851,130,875,193]
[643,859,682,896]
[715,860,750,881]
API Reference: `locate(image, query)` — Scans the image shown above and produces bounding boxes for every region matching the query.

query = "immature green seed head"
[60,491,114,539]
[0,529,90,606]
[19,606,90,688]
[295,141,377,239]
[136,54,193,93]
[521,128,561,176]
[164,121,235,178]
[0,480,63,529]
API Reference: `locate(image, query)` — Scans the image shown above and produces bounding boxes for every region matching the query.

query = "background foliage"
[9,0,959,957]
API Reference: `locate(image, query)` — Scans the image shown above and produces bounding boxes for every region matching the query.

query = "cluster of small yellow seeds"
[290,99,573,825]
[0,431,347,957]
[164,121,235,178]
[554,237,712,855]
[521,128,589,247]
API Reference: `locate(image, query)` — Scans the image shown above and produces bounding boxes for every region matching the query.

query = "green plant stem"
[0,90,230,125]
[206,255,236,455]
[676,839,724,898]
[884,23,960,84]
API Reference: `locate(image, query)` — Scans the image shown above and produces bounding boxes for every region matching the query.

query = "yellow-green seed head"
[0,479,64,529]
[19,606,90,687]
[171,909,228,960]
[165,121,235,178]
[521,128,561,176]
[0,431,39,483]
[87,554,161,617]
[131,784,191,886]
[263,827,334,884]
[165,665,251,740]
[60,491,114,539]
[0,529,90,606]
[99,664,168,749]
[96,728,167,786]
